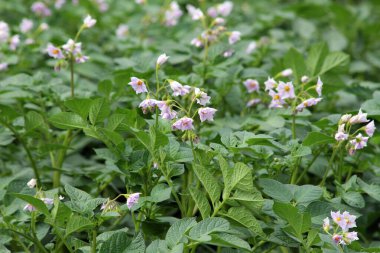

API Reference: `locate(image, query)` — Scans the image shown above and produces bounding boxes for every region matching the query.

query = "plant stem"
[91,229,97,253]
[320,143,342,186]
[291,112,296,140]
[31,213,48,253]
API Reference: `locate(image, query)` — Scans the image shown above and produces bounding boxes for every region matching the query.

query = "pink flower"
[295,98,322,112]
[0,21,10,43]
[55,0,66,9]
[116,24,129,38]
[31,2,51,17]
[341,211,357,231]
[243,79,260,93]
[139,99,159,114]
[27,178,37,188]
[187,5,204,20]
[157,101,177,120]
[20,19,34,33]
[331,211,345,228]
[164,1,183,26]
[277,81,295,99]
[349,109,368,124]
[127,193,140,209]
[217,1,233,16]
[83,15,97,28]
[214,18,225,25]
[129,77,148,94]
[335,124,348,141]
[269,90,285,108]
[198,107,217,122]
[191,38,203,47]
[316,77,323,96]
[75,55,89,63]
[229,31,241,45]
[157,53,169,66]
[365,121,375,137]
[207,7,218,18]
[24,203,36,212]
[332,234,344,245]
[264,77,277,91]
[0,63,8,71]
[169,80,191,96]
[9,35,20,51]
[172,117,194,131]
[194,88,211,106]
[349,133,369,150]
[280,68,293,77]
[47,44,64,59]
[343,231,359,244]
[41,198,54,205]
[246,98,261,107]
[223,49,234,58]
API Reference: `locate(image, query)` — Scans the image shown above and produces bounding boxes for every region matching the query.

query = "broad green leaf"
[25,111,45,132]
[230,189,264,211]
[65,214,94,236]
[357,178,380,202]
[210,233,251,251]
[150,126,169,151]
[189,187,211,219]
[64,98,93,120]
[149,184,171,203]
[342,191,365,208]
[216,154,229,184]
[49,112,87,129]
[294,185,322,204]
[13,193,50,217]
[188,218,230,241]
[125,233,145,253]
[306,43,329,77]
[303,132,335,146]
[99,232,131,253]
[64,184,92,202]
[165,218,197,248]
[106,114,127,131]
[89,98,110,125]
[284,48,306,84]
[98,79,113,97]
[221,206,264,237]
[193,164,221,205]
[258,179,292,203]
[228,163,252,194]
[319,51,349,75]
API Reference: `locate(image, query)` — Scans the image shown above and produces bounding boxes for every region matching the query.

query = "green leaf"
[189,218,230,242]
[210,233,251,251]
[284,48,307,83]
[64,98,93,120]
[258,179,292,203]
[149,184,171,203]
[273,202,311,239]
[306,42,329,77]
[230,189,264,211]
[342,191,365,208]
[303,132,335,146]
[64,184,92,202]
[221,206,264,237]
[65,214,94,236]
[224,163,251,197]
[189,187,211,219]
[106,114,127,131]
[357,178,380,202]
[294,185,322,204]
[99,232,131,253]
[319,51,349,75]
[25,111,45,132]
[165,218,197,248]
[89,98,110,125]
[13,193,50,217]
[98,79,113,97]
[193,164,221,206]
[216,154,229,185]
[49,112,87,129]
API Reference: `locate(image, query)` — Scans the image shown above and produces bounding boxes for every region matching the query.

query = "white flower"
[187,5,204,20]
[223,49,234,57]
[349,109,368,124]
[169,80,190,96]
[0,63,8,71]
[164,1,183,26]
[264,77,277,91]
[157,54,169,66]
[301,75,309,83]
[194,88,211,106]
[316,77,323,96]
[198,107,217,122]
[246,41,257,54]
[217,1,233,16]
[0,21,10,43]
[335,124,348,141]
[116,24,129,38]
[27,178,37,188]
[340,114,352,123]
[83,15,96,28]
[191,38,203,47]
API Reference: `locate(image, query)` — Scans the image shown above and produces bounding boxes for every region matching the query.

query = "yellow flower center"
[274,94,280,100]
[285,86,290,92]
[137,80,143,86]
[52,49,59,55]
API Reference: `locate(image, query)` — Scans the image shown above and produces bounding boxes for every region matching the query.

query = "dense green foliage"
[0,0,380,252]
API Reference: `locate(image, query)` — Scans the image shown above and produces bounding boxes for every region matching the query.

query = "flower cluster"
[323,211,359,246]
[261,73,323,111]
[128,54,217,136]
[23,178,64,212]
[164,1,183,26]
[46,15,95,70]
[334,109,375,155]
[187,2,241,57]
[101,192,141,213]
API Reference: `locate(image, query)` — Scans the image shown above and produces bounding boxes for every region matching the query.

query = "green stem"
[211,199,227,217]
[291,112,296,140]
[91,228,97,253]
[31,213,48,253]
[52,130,73,188]
[296,147,324,184]
[70,57,75,97]
[320,143,342,186]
